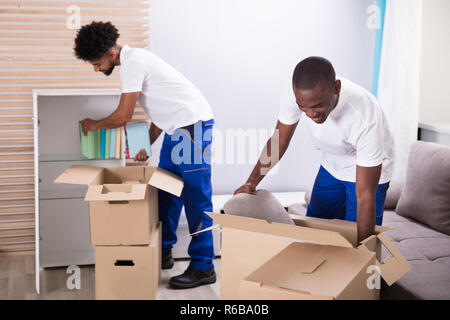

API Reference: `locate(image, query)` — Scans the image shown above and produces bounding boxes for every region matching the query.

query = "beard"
[102,63,115,76]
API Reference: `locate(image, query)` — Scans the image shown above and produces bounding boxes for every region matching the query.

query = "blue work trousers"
[306,166,390,226]
[158,119,215,271]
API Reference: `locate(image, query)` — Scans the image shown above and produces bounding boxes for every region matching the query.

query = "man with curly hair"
[75,21,216,289]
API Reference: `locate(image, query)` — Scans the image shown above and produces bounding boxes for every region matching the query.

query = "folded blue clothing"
[125,122,151,158]
[100,129,106,158]
[110,128,117,158]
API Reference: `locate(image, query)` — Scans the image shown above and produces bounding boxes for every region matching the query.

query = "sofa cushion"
[382,210,411,224]
[304,189,312,205]
[384,181,404,210]
[434,256,450,268]
[381,260,450,300]
[383,219,448,242]
[223,189,295,225]
[288,203,307,216]
[396,141,450,235]
[381,210,450,300]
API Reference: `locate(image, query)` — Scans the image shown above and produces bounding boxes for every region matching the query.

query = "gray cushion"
[288,203,307,216]
[381,209,450,300]
[383,219,448,242]
[384,181,404,210]
[396,141,450,235]
[381,260,450,300]
[223,189,295,225]
[382,210,411,224]
[304,189,312,205]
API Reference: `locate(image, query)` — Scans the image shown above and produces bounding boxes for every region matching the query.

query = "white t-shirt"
[278,77,394,184]
[119,45,214,134]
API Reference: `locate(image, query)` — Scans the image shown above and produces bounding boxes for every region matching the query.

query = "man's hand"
[233,182,257,195]
[80,118,98,136]
[134,148,149,162]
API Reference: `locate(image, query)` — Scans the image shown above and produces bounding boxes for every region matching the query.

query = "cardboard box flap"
[84,184,147,201]
[297,247,327,274]
[294,216,391,233]
[291,216,392,247]
[54,165,104,186]
[206,212,353,248]
[104,166,146,184]
[244,242,374,299]
[358,233,411,286]
[327,217,391,233]
[147,167,184,197]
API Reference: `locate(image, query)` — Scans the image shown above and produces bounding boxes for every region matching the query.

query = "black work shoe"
[161,251,174,270]
[169,266,216,289]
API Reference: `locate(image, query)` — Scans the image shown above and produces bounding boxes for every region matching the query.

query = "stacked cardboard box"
[55,165,184,300]
[203,212,411,300]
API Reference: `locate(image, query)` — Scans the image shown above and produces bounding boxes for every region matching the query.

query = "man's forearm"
[95,113,128,130]
[356,195,376,244]
[247,133,288,187]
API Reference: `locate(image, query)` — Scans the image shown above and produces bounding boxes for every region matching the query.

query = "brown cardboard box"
[238,242,377,300]
[202,212,411,300]
[95,222,162,300]
[54,165,183,245]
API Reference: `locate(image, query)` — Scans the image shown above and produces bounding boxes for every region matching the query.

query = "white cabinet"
[33,89,125,294]
[39,198,93,267]
[33,89,222,294]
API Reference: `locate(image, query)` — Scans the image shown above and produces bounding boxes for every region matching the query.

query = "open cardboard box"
[95,222,162,300]
[54,165,183,245]
[199,212,411,300]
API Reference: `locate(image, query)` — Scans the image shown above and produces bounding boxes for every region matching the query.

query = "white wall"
[419,0,450,123]
[148,0,376,194]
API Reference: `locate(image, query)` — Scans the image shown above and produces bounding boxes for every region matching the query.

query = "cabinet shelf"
[39,153,123,163]
[39,188,87,200]
[34,90,127,282]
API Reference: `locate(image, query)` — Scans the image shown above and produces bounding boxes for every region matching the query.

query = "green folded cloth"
[80,125,121,160]
[80,123,96,159]
[105,129,111,159]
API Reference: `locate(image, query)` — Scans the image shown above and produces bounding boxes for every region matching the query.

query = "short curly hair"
[74,21,120,61]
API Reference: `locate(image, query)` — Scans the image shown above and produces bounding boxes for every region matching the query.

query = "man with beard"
[75,21,216,289]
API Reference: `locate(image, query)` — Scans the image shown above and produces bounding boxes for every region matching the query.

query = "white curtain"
[377,0,423,183]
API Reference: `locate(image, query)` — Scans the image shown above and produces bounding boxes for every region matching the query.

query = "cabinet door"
[39,198,94,268]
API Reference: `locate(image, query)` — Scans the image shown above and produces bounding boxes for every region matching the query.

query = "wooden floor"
[0,254,221,300]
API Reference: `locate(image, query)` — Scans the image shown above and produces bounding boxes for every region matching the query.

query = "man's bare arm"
[356,164,382,243]
[80,91,140,135]
[234,120,298,195]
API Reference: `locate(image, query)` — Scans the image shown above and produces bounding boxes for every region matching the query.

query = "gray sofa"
[289,188,450,300]
[289,142,450,300]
